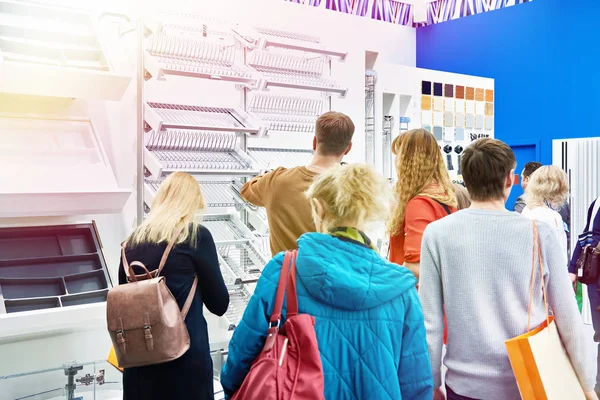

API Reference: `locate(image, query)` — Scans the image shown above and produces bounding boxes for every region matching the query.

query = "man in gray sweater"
[420,138,596,400]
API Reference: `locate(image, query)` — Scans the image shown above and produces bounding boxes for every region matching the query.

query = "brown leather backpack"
[107,226,198,368]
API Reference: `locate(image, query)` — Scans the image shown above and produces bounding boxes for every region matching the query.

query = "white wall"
[0,0,417,395]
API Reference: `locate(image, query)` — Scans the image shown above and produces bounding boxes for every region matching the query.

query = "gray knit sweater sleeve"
[540,222,595,392]
[419,209,595,398]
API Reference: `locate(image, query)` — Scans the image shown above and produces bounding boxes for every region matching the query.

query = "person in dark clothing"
[513,161,543,214]
[118,172,229,400]
[569,197,600,397]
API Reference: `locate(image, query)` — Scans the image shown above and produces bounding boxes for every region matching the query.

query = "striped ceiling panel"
[285,0,532,27]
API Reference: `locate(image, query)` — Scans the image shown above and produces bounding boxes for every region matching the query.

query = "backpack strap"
[181,276,198,319]
[157,225,186,276]
[432,199,452,215]
[122,225,186,281]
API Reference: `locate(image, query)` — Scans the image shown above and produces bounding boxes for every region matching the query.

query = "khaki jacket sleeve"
[241,168,281,207]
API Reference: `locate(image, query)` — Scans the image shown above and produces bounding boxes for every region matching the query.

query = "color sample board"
[419,78,494,182]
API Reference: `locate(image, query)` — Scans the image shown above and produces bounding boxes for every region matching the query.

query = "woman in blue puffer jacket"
[221,164,433,400]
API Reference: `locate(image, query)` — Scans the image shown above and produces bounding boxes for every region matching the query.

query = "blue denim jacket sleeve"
[398,287,434,400]
[220,254,284,398]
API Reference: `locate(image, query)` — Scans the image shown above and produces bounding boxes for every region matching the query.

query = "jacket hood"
[295,233,417,311]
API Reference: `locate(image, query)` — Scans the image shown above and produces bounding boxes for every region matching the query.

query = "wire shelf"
[202,215,247,242]
[149,103,240,127]
[146,130,238,152]
[146,179,237,208]
[223,287,251,330]
[144,33,254,82]
[217,242,266,283]
[247,94,322,133]
[248,49,327,77]
[248,147,313,170]
[148,33,237,66]
[152,150,251,172]
[255,27,321,44]
[145,103,265,136]
[217,254,240,287]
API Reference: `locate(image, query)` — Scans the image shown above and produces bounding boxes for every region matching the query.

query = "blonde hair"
[452,183,471,210]
[305,164,390,231]
[388,129,457,235]
[127,172,206,247]
[525,165,569,210]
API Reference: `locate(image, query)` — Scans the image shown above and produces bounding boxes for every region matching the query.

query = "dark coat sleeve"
[193,226,230,316]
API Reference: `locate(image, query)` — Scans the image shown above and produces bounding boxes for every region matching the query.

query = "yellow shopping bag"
[505,222,585,400]
[108,346,123,372]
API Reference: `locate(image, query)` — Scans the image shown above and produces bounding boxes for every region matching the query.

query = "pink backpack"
[232,250,324,400]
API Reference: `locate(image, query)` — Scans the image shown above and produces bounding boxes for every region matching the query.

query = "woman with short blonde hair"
[120,171,229,400]
[388,129,457,280]
[222,164,433,400]
[522,165,570,270]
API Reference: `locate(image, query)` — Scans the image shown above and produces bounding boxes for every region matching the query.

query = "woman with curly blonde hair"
[522,165,570,268]
[388,128,457,280]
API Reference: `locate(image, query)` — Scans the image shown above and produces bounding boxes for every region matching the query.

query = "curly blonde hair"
[525,165,569,210]
[388,128,457,235]
[305,164,390,231]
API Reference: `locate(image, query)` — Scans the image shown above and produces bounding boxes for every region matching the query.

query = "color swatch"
[455,86,465,99]
[444,84,454,98]
[466,114,475,128]
[444,112,454,127]
[485,103,494,116]
[433,97,443,111]
[422,96,432,110]
[466,101,475,114]
[422,81,432,95]
[485,89,494,102]
[466,87,475,100]
[476,102,485,115]
[475,88,485,102]
[476,115,484,129]
[434,82,443,96]
[445,98,454,111]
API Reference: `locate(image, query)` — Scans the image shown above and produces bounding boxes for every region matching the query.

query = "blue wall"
[416,0,599,167]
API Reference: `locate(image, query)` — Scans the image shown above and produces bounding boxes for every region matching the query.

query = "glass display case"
[0,360,122,400]
[0,359,226,400]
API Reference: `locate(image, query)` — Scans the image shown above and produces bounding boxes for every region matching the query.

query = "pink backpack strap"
[122,225,186,281]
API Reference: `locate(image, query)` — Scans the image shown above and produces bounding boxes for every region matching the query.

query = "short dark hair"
[461,138,516,201]
[522,161,542,178]
[315,111,355,156]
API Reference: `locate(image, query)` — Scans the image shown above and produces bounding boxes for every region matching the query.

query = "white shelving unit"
[0,116,130,217]
[0,0,130,100]
[140,14,347,341]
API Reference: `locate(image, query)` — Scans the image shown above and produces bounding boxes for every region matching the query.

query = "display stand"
[138,15,348,343]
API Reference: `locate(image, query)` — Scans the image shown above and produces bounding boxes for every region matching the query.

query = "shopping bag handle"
[528,221,550,331]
